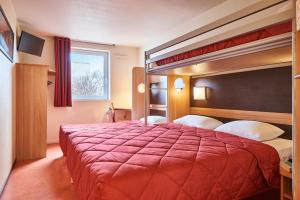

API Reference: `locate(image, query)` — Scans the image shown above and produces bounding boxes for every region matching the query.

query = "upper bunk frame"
[143,0,293,124]
[144,0,292,75]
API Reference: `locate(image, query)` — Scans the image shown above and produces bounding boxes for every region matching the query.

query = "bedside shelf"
[280,161,293,200]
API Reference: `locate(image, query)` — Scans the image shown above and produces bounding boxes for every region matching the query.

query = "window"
[71,49,109,100]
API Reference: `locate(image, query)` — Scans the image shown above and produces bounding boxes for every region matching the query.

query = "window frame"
[70,48,110,101]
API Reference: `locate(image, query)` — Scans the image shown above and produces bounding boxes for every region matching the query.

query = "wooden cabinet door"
[16,64,48,161]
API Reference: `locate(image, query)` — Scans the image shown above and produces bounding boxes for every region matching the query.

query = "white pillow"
[215,120,284,141]
[173,115,223,129]
[263,138,292,161]
[140,116,167,124]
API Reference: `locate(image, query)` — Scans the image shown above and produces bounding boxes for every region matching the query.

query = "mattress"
[60,121,280,200]
[263,138,293,161]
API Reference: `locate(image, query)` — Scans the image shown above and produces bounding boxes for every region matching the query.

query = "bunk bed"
[60,1,294,199]
[141,0,293,199]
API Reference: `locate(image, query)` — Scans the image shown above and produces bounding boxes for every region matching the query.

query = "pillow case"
[173,115,223,129]
[263,138,292,161]
[140,116,167,124]
[215,120,284,141]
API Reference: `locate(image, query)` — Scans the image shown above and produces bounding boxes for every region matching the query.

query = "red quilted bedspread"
[59,121,280,200]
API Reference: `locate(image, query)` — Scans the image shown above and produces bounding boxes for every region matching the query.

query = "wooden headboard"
[189,66,292,139]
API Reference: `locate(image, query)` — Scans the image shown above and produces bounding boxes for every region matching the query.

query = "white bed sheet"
[263,138,293,161]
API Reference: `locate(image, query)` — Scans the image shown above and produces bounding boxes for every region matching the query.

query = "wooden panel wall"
[167,75,190,121]
[132,67,145,120]
[16,63,48,161]
[190,107,292,125]
[190,67,292,113]
[189,66,292,140]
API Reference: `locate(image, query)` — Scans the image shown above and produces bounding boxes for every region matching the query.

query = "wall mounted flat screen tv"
[17,31,45,56]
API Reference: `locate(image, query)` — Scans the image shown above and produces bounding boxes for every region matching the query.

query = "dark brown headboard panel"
[190,67,292,113]
[150,77,167,105]
[150,109,166,117]
[190,66,292,140]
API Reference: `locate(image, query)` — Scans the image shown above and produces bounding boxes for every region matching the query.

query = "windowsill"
[72,99,110,102]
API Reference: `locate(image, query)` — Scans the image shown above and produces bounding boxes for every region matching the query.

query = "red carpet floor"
[0,144,76,200]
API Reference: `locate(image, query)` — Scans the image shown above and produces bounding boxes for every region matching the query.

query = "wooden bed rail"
[190,107,292,125]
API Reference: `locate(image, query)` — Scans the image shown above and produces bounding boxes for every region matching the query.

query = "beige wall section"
[138,47,145,67]
[18,33,139,143]
[0,0,19,193]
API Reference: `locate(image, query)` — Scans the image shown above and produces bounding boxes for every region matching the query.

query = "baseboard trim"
[0,159,16,198]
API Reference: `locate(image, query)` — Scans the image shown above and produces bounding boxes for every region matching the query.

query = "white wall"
[0,0,18,193]
[19,31,55,67]
[17,31,140,143]
[138,47,145,67]
[47,41,139,143]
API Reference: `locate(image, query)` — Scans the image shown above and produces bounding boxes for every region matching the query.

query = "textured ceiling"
[12,0,225,47]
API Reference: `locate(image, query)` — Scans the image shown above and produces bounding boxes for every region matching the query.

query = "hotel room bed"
[60,121,281,200]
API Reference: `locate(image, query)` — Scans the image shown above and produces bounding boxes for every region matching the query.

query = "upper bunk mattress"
[59,121,280,200]
[154,21,292,66]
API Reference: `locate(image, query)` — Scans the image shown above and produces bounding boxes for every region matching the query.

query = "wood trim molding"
[190,107,292,125]
[294,1,300,198]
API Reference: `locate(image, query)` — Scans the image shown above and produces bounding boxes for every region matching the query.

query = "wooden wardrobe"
[16,63,48,161]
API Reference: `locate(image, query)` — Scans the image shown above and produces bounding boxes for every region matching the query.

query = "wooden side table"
[106,108,131,122]
[280,161,292,200]
[114,108,131,122]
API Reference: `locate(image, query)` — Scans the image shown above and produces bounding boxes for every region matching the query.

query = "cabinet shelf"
[48,69,56,76]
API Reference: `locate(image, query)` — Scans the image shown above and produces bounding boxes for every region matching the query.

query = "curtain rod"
[71,39,116,47]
